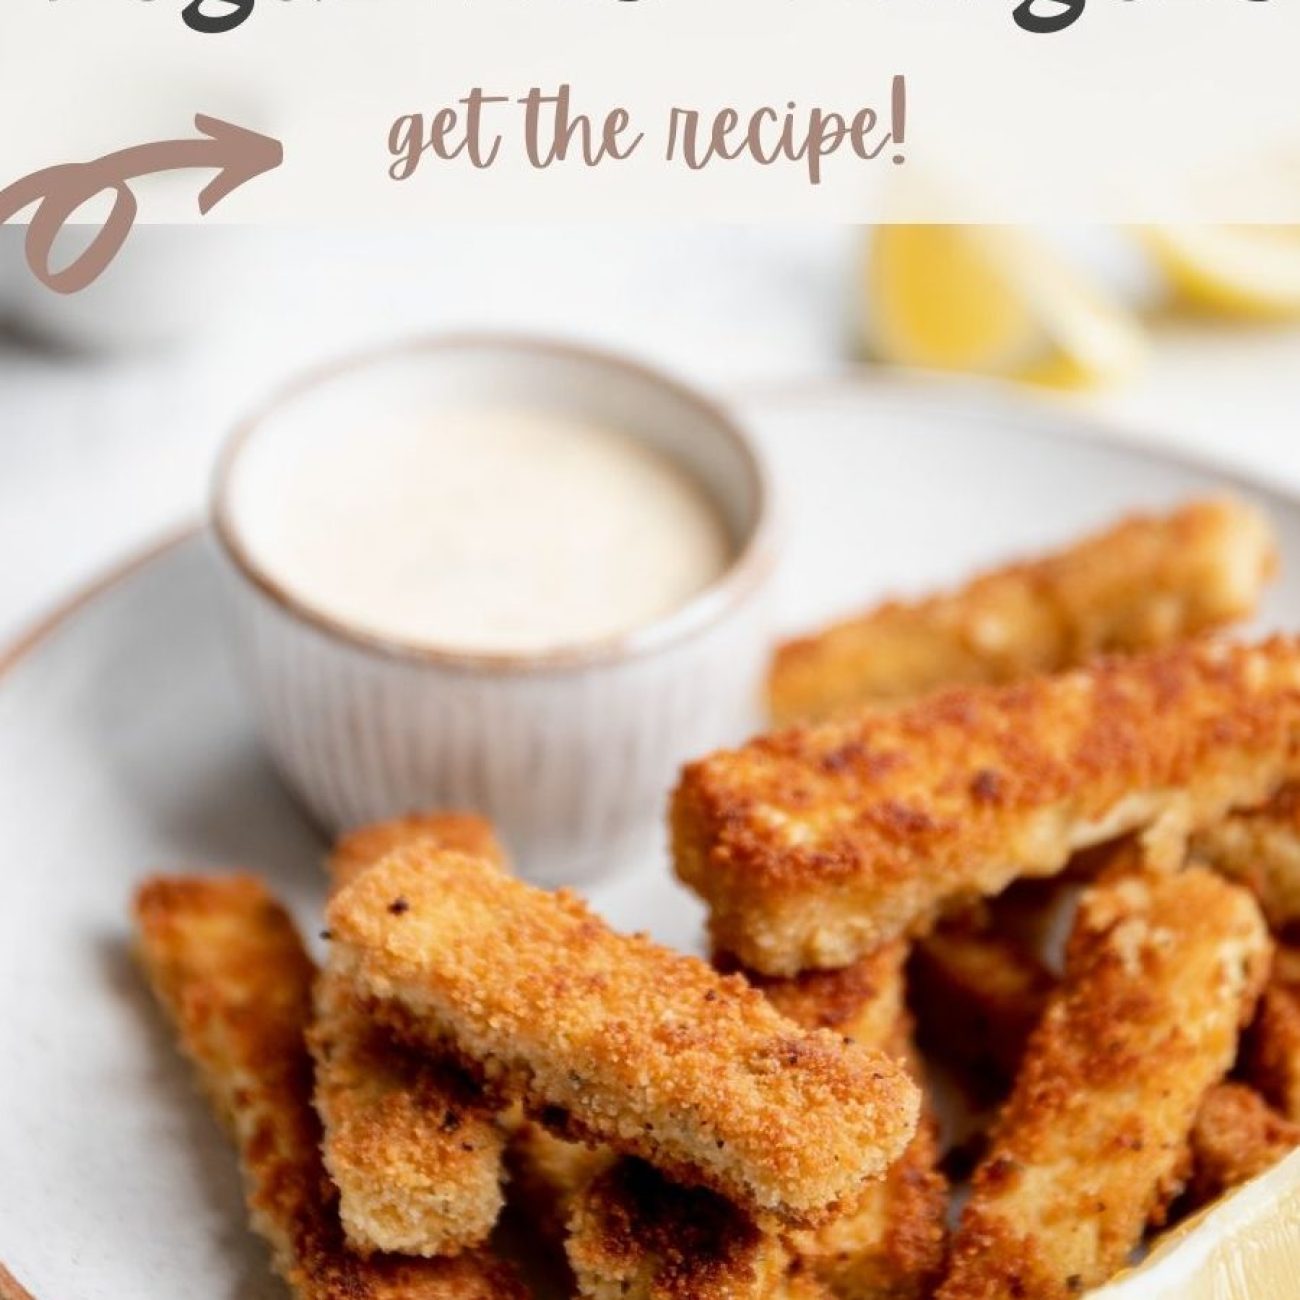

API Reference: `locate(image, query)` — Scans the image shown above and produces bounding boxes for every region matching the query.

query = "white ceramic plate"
[3,377,1298,1300]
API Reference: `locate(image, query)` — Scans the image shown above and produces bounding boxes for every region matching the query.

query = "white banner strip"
[4,0,1300,222]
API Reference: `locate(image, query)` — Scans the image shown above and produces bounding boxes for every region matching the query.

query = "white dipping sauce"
[232,407,735,654]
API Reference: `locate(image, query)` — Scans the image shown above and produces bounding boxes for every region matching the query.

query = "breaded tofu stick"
[1245,944,1300,1122]
[905,915,1296,1206]
[1188,1083,1300,1207]
[508,1120,615,1247]
[675,637,1300,975]
[752,944,947,1300]
[781,1271,834,1300]
[310,971,507,1257]
[790,1071,945,1300]
[902,907,1293,1213]
[313,814,509,1257]
[325,847,920,1225]
[936,865,1271,1300]
[909,912,1055,1092]
[565,1158,794,1300]
[769,497,1275,725]
[557,950,912,1300]
[569,943,944,1300]
[1193,783,1300,935]
[328,813,507,892]
[132,874,527,1300]
[731,940,910,1051]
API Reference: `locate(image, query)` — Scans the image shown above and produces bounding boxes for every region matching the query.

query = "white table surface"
[3,225,1300,648]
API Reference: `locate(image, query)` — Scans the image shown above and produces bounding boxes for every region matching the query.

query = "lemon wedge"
[1146,225,1300,320]
[864,225,1147,389]
[1087,1149,1300,1298]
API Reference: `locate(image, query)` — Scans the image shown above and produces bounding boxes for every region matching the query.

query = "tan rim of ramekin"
[210,333,777,675]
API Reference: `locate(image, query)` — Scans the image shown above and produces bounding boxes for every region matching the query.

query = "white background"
[3,224,1300,646]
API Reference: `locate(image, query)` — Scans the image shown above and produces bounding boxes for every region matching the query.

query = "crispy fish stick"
[782,1271,834,1300]
[1245,944,1300,1122]
[936,865,1271,1300]
[310,972,507,1257]
[790,1075,944,1300]
[769,497,1275,725]
[313,815,509,1257]
[132,874,527,1300]
[733,940,910,1050]
[909,912,1055,1092]
[675,636,1300,975]
[1193,783,1300,935]
[1188,1083,1300,1207]
[565,1159,794,1300]
[562,947,916,1300]
[566,944,943,1300]
[508,1120,614,1247]
[325,847,920,1225]
[328,814,507,892]
[905,917,1293,1211]
[752,944,947,1300]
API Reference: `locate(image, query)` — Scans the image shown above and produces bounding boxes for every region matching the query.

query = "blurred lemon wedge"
[1146,225,1300,319]
[1087,1149,1300,1298]
[865,225,1146,389]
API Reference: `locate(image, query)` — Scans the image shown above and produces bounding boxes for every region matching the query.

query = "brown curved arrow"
[0,114,282,295]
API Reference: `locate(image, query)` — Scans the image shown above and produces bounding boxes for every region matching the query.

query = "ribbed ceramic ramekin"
[211,336,777,884]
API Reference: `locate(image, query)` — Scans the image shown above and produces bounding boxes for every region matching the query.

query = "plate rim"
[0,369,1295,1299]
[0,522,200,684]
[0,1264,34,1300]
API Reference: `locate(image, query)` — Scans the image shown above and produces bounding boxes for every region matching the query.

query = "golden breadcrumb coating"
[557,952,912,1300]
[1245,944,1300,1123]
[508,1120,615,1246]
[768,497,1275,725]
[727,941,909,1053]
[569,942,944,1300]
[565,1159,793,1300]
[325,847,920,1225]
[1193,782,1300,936]
[313,814,510,1257]
[791,1109,944,1300]
[131,874,527,1300]
[310,970,507,1257]
[675,636,1300,975]
[754,944,947,1300]
[909,910,1055,1092]
[936,865,1271,1300]
[340,821,579,1248]
[919,921,1300,1208]
[779,1270,834,1300]
[328,814,507,892]
[1187,1083,1300,1207]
